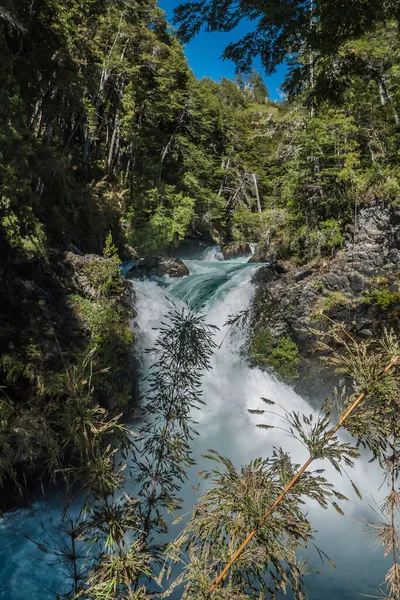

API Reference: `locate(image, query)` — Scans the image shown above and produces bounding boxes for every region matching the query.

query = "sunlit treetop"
[173,0,400,76]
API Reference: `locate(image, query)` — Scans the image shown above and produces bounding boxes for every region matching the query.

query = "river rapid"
[0,247,391,599]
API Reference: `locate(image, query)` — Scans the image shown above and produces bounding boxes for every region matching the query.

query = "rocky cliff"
[250,202,400,396]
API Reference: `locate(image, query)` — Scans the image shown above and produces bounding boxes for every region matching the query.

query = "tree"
[173,0,400,81]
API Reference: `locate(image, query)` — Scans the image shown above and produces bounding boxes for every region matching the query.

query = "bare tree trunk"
[160,110,186,169]
[227,175,247,210]
[218,157,231,196]
[309,0,315,117]
[375,72,399,124]
[252,173,262,213]
[107,113,120,174]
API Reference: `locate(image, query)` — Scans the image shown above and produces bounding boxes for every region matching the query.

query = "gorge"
[0,246,393,599]
[2,0,400,597]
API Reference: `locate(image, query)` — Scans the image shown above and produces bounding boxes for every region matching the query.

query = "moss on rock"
[250,328,300,381]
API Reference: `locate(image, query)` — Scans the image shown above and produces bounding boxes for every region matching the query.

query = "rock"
[60,252,113,298]
[221,242,252,260]
[274,262,288,274]
[157,257,189,277]
[248,240,270,263]
[121,245,139,261]
[252,263,283,285]
[294,268,314,282]
[126,256,189,279]
[250,202,400,396]
[359,328,373,337]
[248,236,286,263]
[348,273,364,294]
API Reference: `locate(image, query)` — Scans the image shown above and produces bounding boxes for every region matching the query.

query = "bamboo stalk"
[209,358,398,593]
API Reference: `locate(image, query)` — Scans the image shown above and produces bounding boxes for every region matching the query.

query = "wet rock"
[126,256,189,279]
[252,262,287,285]
[221,242,252,260]
[157,257,189,277]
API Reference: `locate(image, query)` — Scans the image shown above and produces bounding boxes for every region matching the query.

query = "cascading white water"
[132,248,390,599]
[0,248,390,599]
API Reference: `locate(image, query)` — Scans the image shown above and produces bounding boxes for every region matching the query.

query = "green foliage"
[318,291,351,314]
[131,186,195,253]
[2,0,400,262]
[134,305,217,551]
[250,328,300,380]
[31,305,218,599]
[303,219,345,260]
[70,267,134,412]
[84,259,124,299]
[363,287,400,310]
[164,447,343,599]
[4,2,400,598]
[173,0,398,92]
[280,110,361,230]
[231,209,269,242]
[103,232,121,265]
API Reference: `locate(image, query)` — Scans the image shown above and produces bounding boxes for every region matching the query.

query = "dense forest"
[1,0,400,598]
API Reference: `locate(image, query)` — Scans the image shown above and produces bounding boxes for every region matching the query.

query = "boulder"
[252,262,287,285]
[221,242,252,260]
[126,256,189,279]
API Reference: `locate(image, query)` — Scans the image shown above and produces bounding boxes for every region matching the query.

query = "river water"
[0,247,390,599]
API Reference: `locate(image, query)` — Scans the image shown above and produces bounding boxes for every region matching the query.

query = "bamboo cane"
[209,358,398,593]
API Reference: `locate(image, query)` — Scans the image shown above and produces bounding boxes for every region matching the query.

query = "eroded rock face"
[125,256,189,279]
[250,202,400,395]
[221,242,252,260]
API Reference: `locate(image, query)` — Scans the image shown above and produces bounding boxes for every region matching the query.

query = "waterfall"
[0,248,389,599]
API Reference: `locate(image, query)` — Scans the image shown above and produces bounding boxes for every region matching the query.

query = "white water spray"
[134,249,389,598]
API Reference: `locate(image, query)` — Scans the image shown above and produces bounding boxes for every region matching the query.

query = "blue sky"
[159,0,288,101]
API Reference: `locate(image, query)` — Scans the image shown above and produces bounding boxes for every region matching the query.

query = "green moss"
[250,328,300,380]
[316,291,351,314]
[362,287,400,310]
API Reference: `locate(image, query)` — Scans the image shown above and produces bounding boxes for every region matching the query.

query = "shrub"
[231,209,269,242]
[84,259,124,298]
[363,287,400,310]
[250,328,299,380]
[319,291,351,313]
[297,219,345,261]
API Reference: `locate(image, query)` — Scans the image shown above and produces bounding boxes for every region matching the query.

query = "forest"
[1,0,400,598]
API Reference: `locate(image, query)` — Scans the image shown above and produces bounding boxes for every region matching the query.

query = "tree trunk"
[252,173,262,212]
